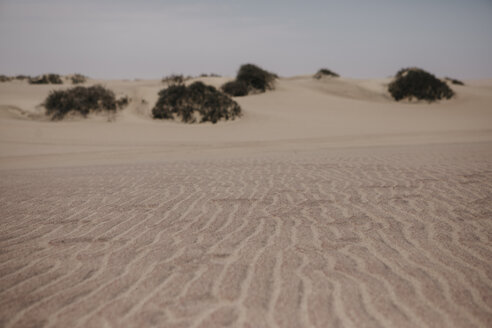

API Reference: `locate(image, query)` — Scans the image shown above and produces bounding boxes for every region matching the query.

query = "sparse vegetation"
[0,75,12,82]
[116,96,130,108]
[394,67,415,78]
[445,77,464,86]
[15,75,30,80]
[44,85,129,120]
[29,74,63,85]
[71,74,87,84]
[221,63,277,97]
[152,81,241,124]
[314,68,339,79]
[199,73,221,78]
[221,80,249,97]
[0,74,31,82]
[388,67,454,102]
[161,74,188,85]
[236,64,276,92]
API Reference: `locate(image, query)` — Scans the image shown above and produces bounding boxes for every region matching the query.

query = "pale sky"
[1,0,491,79]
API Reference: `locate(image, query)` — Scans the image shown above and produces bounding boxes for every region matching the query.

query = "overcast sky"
[1,0,491,79]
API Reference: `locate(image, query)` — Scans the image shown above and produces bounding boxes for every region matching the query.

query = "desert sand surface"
[0,77,491,327]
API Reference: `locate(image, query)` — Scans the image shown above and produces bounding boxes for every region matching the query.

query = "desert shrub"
[221,80,249,97]
[199,73,221,78]
[116,96,130,108]
[0,75,13,82]
[161,74,187,85]
[152,81,241,124]
[71,74,87,84]
[44,85,128,120]
[236,64,276,92]
[388,68,454,102]
[29,74,63,84]
[15,75,30,80]
[221,63,277,97]
[445,77,464,86]
[314,68,339,79]
[395,67,417,78]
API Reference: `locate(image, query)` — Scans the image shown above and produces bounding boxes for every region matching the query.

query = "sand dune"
[0,76,491,170]
[0,77,491,327]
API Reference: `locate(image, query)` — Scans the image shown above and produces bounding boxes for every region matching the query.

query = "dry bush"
[221,63,277,97]
[71,74,87,84]
[45,85,129,120]
[314,68,339,79]
[152,81,241,124]
[388,68,454,102]
[29,74,63,84]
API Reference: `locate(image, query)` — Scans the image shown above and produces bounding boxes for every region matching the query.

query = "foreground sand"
[1,143,491,327]
[0,77,491,327]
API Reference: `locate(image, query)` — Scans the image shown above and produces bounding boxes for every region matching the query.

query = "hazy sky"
[1,0,491,79]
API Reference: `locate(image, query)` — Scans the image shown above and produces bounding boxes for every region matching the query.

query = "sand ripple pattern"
[1,143,491,327]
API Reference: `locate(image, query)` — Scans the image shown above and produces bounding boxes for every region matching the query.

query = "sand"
[0,76,491,327]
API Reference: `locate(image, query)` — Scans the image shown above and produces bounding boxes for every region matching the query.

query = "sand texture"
[0,77,491,327]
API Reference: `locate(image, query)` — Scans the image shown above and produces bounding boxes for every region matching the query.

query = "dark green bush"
[15,75,30,80]
[314,68,339,79]
[0,75,12,82]
[445,77,464,86]
[29,74,63,84]
[152,81,241,124]
[116,96,130,108]
[161,74,187,85]
[221,80,249,97]
[71,74,87,84]
[44,85,128,120]
[395,67,416,78]
[221,63,277,97]
[236,64,276,92]
[1,74,31,82]
[199,73,221,78]
[388,68,454,102]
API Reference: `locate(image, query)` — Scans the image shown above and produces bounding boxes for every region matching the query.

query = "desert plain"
[0,76,491,327]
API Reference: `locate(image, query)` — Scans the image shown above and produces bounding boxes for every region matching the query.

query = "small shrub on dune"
[0,74,32,82]
[152,81,241,124]
[314,68,339,79]
[116,96,130,108]
[236,64,276,92]
[394,67,416,79]
[0,75,13,82]
[15,75,30,80]
[388,67,454,102]
[444,77,464,86]
[221,63,277,97]
[44,85,129,120]
[161,74,187,85]
[46,73,63,84]
[29,74,63,84]
[71,74,87,84]
[221,80,249,97]
[199,73,221,78]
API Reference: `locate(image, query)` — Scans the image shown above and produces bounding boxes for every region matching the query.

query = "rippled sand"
[1,76,492,326]
[1,142,491,327]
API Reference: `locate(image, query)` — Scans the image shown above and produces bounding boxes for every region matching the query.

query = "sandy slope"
[0,76,491,169]
[0,76,491,327]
